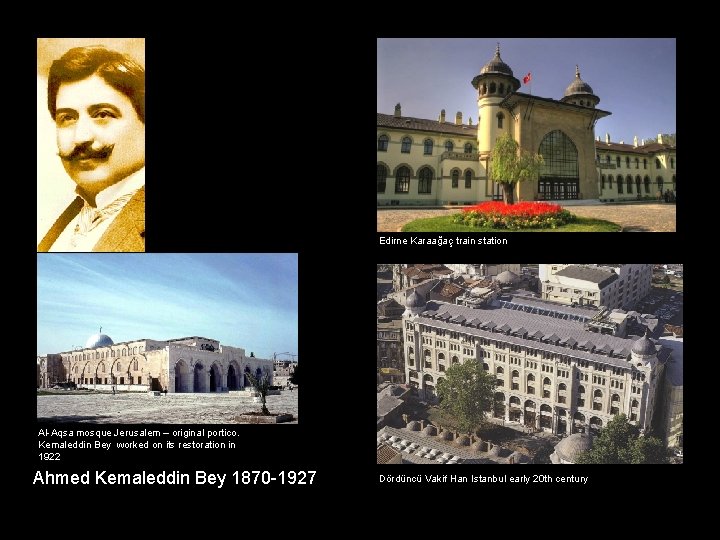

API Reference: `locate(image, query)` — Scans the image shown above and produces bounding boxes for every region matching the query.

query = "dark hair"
[48,45,145,123]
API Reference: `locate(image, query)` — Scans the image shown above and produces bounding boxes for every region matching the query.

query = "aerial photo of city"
[377,264,682,464]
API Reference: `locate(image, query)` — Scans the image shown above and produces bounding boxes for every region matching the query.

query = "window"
[626,176,632,193]
[618,178,623,194]
[423,139,433,155]
[601,175,605,189]
[464,143,472,154]
[377,164,387,193]
[616,156,621,168]
[465,170,472,189]
[670,157,675,168]
[636,176,641,193]
[401,137,411,153]
[655,158,661,169]
[635,157,639,169]
[395,166,410,193]
[133,359,138,370]
[377,135,388,151]
[497,113,504,129]
[499,83,505,95]
[626,156,630,168]
[656,177,664,192]
[489,82,496,94]
[644,177,650,193]
[452,170,459,188]
[445,140,454,152]
[418,167,432,194]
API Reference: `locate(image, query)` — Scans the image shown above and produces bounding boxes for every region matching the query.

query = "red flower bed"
[453,201,575,229]
[462,201,564,216]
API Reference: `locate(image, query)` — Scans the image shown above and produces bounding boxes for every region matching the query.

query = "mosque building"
[377,44,676,205]
[37,331,274,393]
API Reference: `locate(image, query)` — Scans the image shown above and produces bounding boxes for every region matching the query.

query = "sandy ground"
[37,389,299,424]
[377,203,676,232]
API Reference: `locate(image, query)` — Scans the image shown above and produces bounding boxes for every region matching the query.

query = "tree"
[644,133,676,146]
[289,364,299,386]
[244,370,272,415]
[575,414,668,464]
[435,359,495,434]
[490,132,544,205]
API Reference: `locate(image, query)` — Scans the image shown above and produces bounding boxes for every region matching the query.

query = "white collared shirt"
[49,168,145,252]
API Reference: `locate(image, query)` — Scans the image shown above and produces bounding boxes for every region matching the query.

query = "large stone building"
[540,264,652,310]
[37,332,273,393]
[377,45,676,205]
[402,290,670,436]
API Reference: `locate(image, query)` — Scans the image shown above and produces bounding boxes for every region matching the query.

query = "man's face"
[55,74,145,193]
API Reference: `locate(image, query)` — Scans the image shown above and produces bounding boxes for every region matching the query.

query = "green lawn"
[401,215,621,232]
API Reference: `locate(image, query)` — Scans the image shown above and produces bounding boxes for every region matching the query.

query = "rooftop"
[554,265,618,287]
[377,113,477,137]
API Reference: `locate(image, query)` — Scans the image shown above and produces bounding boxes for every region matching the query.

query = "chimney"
[596,135,600,142]
[633,136,638,148]
[468,117,473,126]
[605,133,610,144]
[641,139,645,146]
[657,133,664,144]
[438,109,445,123]
[420,419,425,430]
[455,111,462,125]
[619,140,624,145]
[394,103,401,118]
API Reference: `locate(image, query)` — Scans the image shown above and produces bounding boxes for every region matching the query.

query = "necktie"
[71,192,136,247]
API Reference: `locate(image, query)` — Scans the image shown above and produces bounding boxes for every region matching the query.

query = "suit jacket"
[37,187,145,252]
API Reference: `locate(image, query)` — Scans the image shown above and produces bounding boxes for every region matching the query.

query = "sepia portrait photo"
[37,38,145,252]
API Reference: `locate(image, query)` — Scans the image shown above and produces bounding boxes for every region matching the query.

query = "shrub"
[452,201,576,230]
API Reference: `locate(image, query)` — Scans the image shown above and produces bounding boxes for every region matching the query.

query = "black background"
[24,20,690,497]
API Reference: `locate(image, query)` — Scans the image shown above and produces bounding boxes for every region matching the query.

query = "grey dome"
[85,333,114,349]
[488,445,502,457]
[406,421,421,431]
[421,425,437,436]
[455,435,471,446]
[632,330,657,356]
[564,66,596,97]
[406,289,426,308]
[554,433,593,463]
[480,44,514,76]
[496,270,520,285]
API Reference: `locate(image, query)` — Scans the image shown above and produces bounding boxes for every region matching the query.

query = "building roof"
[496,270,520,285]
[377,394,403,418]
[631,329,658,356]
[595,141,675,155]
[554,265,618,287]
[415,300,661,369]
[377,443,401,464]
[431,280,465,299]
[554,433,593,463]
[377,113,477,137]
[563,66,596,98]
[501,92,611,118]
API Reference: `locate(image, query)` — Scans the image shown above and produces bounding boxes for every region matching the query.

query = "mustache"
[59,143,114,162]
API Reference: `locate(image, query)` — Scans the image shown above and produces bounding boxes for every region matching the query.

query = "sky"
[37,254,298,360]
[377,38,676,144]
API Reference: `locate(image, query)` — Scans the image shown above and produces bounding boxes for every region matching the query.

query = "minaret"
[471,43,521,157]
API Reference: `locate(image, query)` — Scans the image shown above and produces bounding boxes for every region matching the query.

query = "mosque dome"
[85,333,114,349]
[632,329,657,356]
[480,43,514,76]
[553,433,593,463]
[562,65,600,106]
[406,289,426,308]
[496,270,521,285]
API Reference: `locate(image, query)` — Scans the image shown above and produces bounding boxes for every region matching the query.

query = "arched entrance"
[227,363,240,390]
[209,364,222,392]
[193,363,206,393]
[538,130,579,200]
[244,366,251,388]
[175,360,189,393]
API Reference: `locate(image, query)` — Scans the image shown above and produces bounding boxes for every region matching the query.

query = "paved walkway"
[377,203,676,232]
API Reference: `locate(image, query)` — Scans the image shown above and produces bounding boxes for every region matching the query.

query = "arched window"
[594,389,602,398]
[616,156,621,168]
[489,82,496,94]
[656,176,664,192]
[497,112,504,129]
[438,353,445,362]
[401,137,411,153]
[395,166,410,193]
[580,100,584,106]
[527,373,535,382]
[644,176,650,193]
[618,177,623,193]
[635,157,639,169]
[377,134,388,151]
[122,348,127,356]
[133,359,138,371]
[626,175,633,193]
[578,385,585,394]
[543,377,551,386]
[672,175,676,189]
[445,140,454,153]
[643,158,647,169]
[423,138,433,155]
[608,175,613,189]
[499,83,505,95]
[496,366,504,375]
[452,356,459,365]
[133,347,137,354]
[512,370,519,378]
[538,130,579,188]
[625,156,630,168]
[559,383,566,391]
[464,170,472,189]
[418,167,432,194]
[655,158,661,169]
[480,83,487,95]
[606,155,610,164]
[377,164,387,193]
[483,363,489,371]
[451,169,459,189]
[611,393,620,402]
[601,175,606,189]
[631,399,639,408]
[464,143,472,154]
[116,361,121,370]
[670,157,674,168]
[636,176,641,193]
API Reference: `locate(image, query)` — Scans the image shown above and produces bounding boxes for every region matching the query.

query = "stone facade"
[38,334,273,393]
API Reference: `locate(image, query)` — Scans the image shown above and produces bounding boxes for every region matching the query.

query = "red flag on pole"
[523,72,532,84]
